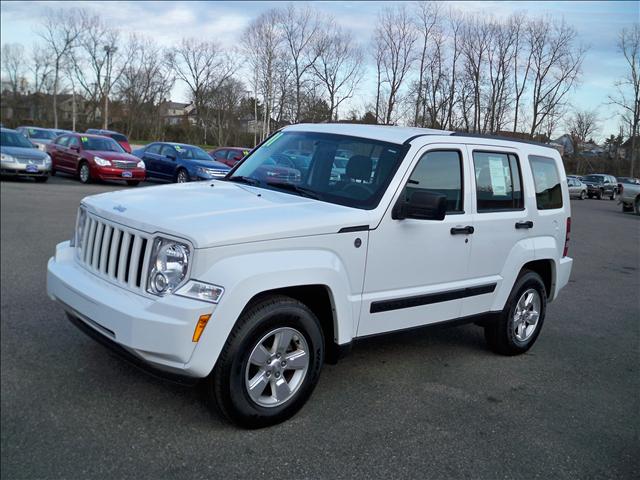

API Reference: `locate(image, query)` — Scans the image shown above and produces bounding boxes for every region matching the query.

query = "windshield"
[582,175,604,183]
[175,145,213,161]
[227,131,407,209]
[28,128,56,140]
[81,136,125,152]
[1,131,35,148]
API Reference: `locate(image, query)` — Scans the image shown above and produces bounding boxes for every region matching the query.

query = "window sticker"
[243,150,249,155]
[264,131,283,147]
[81,136,88,142]
[488,157,507,195]
[175,145,183,151]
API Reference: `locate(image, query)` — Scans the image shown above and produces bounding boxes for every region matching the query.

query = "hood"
[188,159,230,170]
[82,181,371,248]
[86,150,141,162]
[1,145,49,160]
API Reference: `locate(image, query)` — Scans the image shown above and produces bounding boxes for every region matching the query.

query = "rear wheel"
[79,162,91,184]
[579,190,586,200]
[208,295,324,428]
[484,271,547,356]
[176,169,189,183]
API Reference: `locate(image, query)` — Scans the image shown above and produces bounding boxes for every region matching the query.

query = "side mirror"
[392,191,447,221]
[70,145,80,153]
[167,154,176,160]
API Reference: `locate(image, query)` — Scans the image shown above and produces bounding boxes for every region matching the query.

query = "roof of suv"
[284,123,555,150]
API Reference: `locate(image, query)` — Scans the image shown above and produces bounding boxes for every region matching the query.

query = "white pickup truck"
[47,124,573,428]
[619,177,640,214]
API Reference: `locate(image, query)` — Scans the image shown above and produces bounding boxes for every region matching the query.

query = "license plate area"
[26,165,39,173]
[121,171,133,178]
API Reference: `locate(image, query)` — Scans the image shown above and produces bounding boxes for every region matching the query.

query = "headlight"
[176,280,224,304]
[94,156,111,166]
[136,160,145,169]
[146,238,190,296]
[1,153,16,163]
[71,206,87,251]
[197,167,227,178]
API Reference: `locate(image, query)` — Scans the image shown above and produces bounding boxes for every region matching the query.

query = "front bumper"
[94,167,145,182]
[1,162,50,176]
[47,241,214,378]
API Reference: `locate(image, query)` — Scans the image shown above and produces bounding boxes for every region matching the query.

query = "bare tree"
[568,109,599,144]
[312,22,363,121]
[31,43,54,94]
[609,25,639,177]
[39,8,83,128]
[374,5,417,124]
[460,16,491,132]
[243,9,283,140]
[510,13,533,133]
[1,43,27,97]
[413,2,440,126]
[372,33,386,123]
[171,37,235,143]
[279,4,321,123]
[527,17,585,137]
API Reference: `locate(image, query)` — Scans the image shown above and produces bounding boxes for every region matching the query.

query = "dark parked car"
[581,174,619,200]
[86,129,132,153]
[209,147,251,168]
[132,142,230,183]
[47,133,145,185]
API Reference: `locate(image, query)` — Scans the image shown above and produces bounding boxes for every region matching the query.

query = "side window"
[528,155,563,210]
[146,143,161,154]
[404,150,464,213]
[68,137,80,149]
[227,150,241,160]
[56,135,69,147]
[473,151,523,212]
[214,149,227,160]
[160,145,176,157]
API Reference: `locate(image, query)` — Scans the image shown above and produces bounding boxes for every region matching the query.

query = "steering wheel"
[270,154,295,169]
[341,182,373,199]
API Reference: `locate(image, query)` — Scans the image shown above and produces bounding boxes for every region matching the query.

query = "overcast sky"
[1,1,638,139]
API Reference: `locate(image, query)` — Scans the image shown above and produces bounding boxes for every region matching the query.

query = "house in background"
[159,100,192,125]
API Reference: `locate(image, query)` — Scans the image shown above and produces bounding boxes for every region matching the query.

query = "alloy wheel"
[512,289,541,342]
[244,327,310,408]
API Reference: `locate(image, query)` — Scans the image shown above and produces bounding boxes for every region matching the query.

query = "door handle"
[450,226,474,235]
[515,221,534,229]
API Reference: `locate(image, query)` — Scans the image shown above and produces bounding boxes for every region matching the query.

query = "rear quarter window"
[528,155,563,210]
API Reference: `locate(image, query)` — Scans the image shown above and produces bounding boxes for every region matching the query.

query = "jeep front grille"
[78,214,150,292]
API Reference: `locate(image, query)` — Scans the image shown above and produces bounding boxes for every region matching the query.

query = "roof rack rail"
[449,132,553,149]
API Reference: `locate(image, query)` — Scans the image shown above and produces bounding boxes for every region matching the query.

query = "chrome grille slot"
[77,214,150,293]
[112,160,136,170]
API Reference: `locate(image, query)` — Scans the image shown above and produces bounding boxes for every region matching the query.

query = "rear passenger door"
[461,146,532,317]
[142,143,162,179]
[159,145,178,179]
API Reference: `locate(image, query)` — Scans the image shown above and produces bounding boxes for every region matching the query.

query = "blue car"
[132,142,230,183]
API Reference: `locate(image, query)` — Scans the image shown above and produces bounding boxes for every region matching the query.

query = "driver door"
[358,146,474,337]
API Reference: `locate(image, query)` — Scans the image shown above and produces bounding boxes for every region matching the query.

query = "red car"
[86,129,132,153]
[47,133,145,185]
[209,146,251,168]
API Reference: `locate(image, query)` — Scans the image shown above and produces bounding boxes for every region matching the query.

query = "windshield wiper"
[265,181,320,199]
[226,175,260,186]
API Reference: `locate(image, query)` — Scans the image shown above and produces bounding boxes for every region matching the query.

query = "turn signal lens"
[563,217,571,257]
[192,314,211,342]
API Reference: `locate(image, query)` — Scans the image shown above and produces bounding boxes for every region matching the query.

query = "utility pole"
[103,45,117,129]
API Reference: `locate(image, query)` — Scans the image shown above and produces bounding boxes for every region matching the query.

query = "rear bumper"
[47,241,215,378]
[552,256,573,301]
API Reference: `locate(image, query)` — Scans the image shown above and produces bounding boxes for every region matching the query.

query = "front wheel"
[579,190,586,200]
[597,189,603,200]
[208,295,324,428]
[79,162,91,184]
[484,271,547,356]
[176,169,189,183]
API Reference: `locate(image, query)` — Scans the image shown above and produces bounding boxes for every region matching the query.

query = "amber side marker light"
[192,314,212,342]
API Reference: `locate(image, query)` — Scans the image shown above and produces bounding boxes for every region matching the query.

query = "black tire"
[208,295,324,428]
[579,190,586,200]
[34,176,48,183]
[635,197,640,216]
[484,270,547,356]
[622,203,633,212]
[609,190,617,200]
[50,167,56,176]
[587,194,593,199]
[597,189,603,200]
[126,180,140,186]
[78,162,91,184]
[175,169,189,183]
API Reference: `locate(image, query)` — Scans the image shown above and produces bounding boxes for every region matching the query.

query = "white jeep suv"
[47,124,573,428]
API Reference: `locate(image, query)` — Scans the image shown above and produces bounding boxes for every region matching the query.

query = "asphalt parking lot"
[1,175,638,479]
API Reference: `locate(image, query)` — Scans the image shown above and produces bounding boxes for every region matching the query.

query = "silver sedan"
[568,177,587,200]
[1,128,52,182]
